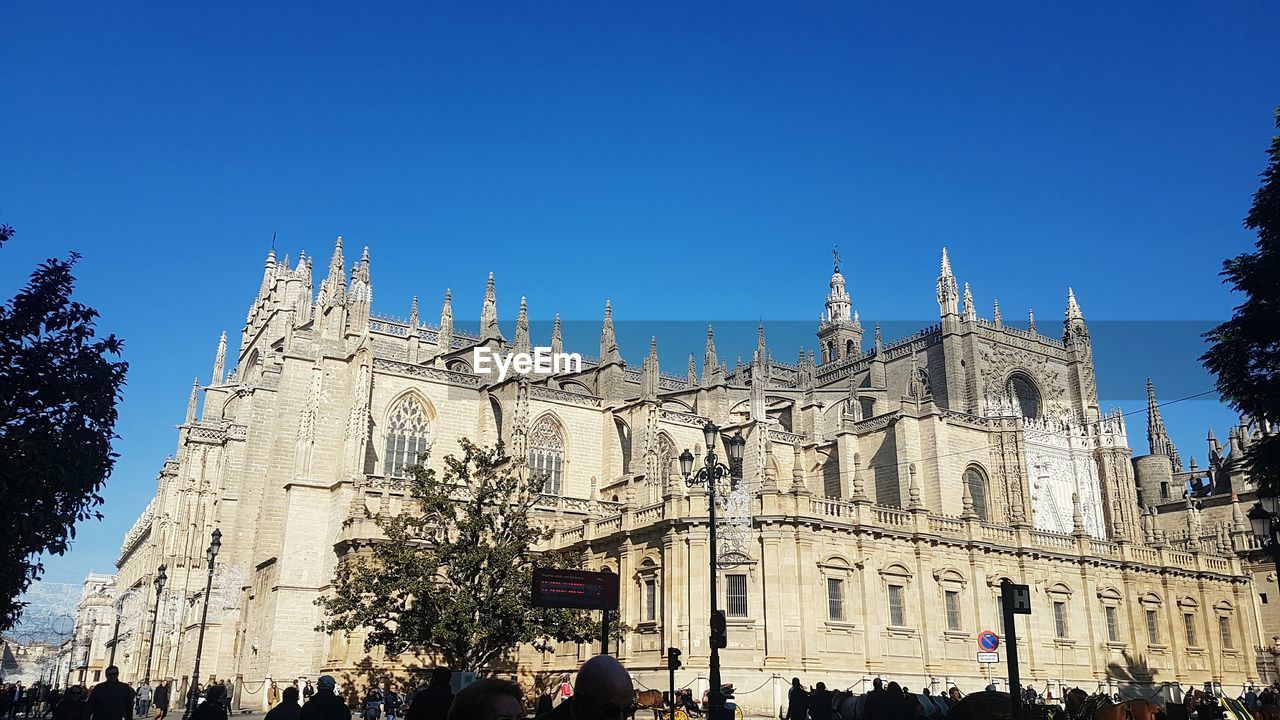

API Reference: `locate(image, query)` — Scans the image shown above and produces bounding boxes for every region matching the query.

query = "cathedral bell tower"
[818,248,863,364]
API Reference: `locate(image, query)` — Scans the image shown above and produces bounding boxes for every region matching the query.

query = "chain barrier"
[241,681,265,695]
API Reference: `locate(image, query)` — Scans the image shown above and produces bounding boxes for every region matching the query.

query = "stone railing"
[660,409,706,427]
[634,502,665,525]
[768,429,804,445]
[530,384,603,407]
[373,357,480,386]
[1030,530,1076,551]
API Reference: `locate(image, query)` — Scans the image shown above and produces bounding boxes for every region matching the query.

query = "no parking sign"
[978,630,1000,652]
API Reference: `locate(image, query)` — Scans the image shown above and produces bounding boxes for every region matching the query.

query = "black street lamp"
[1249,498,1280,584]
[144,565,168,685]
[181,529,221,720]
[679,421,746,720]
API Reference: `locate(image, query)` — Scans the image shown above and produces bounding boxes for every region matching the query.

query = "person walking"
[383,688,401,720]
[52,688,90,720]
[151,683,169,720]
[404,670,451,720]
[87,668,134,720]
[299,676,350,720]
[189,686,227,720]
[266,688,301,720]
[784,679,807,720]
[362,689,383,720]
[303,683,314,704]
[135,684,152,719]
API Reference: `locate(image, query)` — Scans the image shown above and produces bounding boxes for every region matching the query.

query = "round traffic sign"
[978,630,1000,652]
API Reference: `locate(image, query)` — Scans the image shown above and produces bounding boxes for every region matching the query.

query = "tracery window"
[963,465,989,521]
[1007,373,1041,419]
[529,415,566,495]
[384,395,433,478]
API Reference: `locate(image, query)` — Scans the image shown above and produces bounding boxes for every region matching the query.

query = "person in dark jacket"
[784,679,807,720]
[53,687,90,720]
[299,676,350,720]
[152,683,170,720]
[405,670,451,720]
[188,685,226,720]
[266,688,301,720]
[88,668,134,720]
[383,688,401,720]
[808,683,831,720]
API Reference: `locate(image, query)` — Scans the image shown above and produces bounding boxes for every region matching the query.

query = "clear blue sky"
[1,3,1276,593]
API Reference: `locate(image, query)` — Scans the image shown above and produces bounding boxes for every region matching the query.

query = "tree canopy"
[317,438,605,672]
[0,224,128,630]
[1203,107,1280,491]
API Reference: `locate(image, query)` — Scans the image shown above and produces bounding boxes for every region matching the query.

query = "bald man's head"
[572,655,634,720]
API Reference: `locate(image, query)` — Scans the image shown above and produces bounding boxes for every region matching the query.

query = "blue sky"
[1,3,1276,591]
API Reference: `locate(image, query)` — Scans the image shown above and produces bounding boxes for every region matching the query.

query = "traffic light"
[710,609,727,649]
[667,647,682,671]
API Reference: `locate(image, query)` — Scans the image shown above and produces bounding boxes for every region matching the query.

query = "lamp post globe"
[1249,503,1272,540]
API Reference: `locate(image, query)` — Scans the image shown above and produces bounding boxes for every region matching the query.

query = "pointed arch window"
[384,395,433,478]
[530,415,566,495]
[963,465,989,522]
[1007,373,1041,419]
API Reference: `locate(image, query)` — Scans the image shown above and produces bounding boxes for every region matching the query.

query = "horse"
[634,689,665,720]
[831,690,865,720]
[1064,687,1163,720]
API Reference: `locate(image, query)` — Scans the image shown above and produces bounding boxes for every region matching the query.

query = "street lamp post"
[181,530,221,720]
[1248,496,1280,582]
[679,421,746,720]
[144,565,168,685]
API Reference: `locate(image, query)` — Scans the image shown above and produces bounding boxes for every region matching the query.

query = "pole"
[707,449,724,720]
[181,560,217,720]
[668,651,677,715]
[1001,582,1022,720]
[108,605,123,669]
[601,609,610,656]
[144,590,162,685]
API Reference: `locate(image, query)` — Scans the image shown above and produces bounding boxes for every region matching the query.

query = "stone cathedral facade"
[113,240,1264,705]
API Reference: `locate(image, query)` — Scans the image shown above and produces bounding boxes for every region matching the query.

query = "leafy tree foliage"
[318,439,605,671]
[0,224,128,630]
[1203,108,1280,491]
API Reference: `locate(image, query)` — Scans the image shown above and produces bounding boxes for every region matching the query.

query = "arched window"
[384,395,433,478]
[529,415,566,495]
[963,465,989,521]
[846,340,855,357]
[1007,373,1041,418]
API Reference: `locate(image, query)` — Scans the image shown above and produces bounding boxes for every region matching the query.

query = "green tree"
[318,439,605,672]
[0,224,128,630]
[1203,108,1280,491]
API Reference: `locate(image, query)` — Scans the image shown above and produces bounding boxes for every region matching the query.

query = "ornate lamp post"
[1249,496,1280,580]
[181,530,221,720]
[144,565,168,685]
[678,422,745,720]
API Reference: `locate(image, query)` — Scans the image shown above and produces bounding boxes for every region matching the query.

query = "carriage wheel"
[673,709,688,720]
[734,706,743,720]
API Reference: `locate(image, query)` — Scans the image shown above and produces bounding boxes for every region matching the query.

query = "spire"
[318,236,346,308]
[1146,378,1182,471]
[703,325,719,373]
[480,272,502,341]
[960,475,976,519]
[687,354,697,384]
[1027,309,1036,335]
[992,299,1003,328]
[345,247,373,331]
[874,323,882,353]
[961,282,976,323]
[1066,287,1083,322]
[791,443,808,494]
[600,300,620,363]
[1071,492,1086,537]
[514,296,531,355]
[212,331,227,386]
[438,289,454,352]
[186,378,199,424]
[845,372,862,421]
[550,314,563,357]
[408,296,420,330]
[936,247,959,317]
[641,336,659,400]
[797,348,814,391]
[907,464,923,510]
